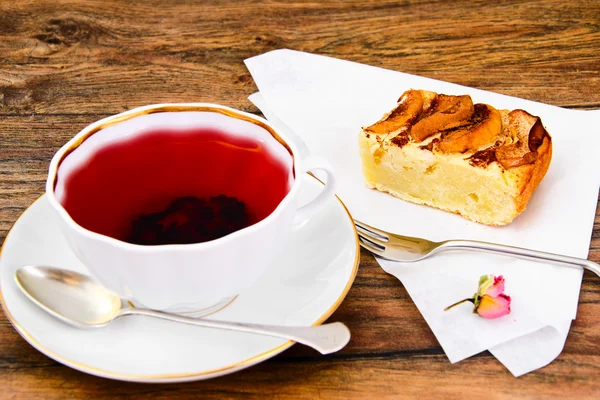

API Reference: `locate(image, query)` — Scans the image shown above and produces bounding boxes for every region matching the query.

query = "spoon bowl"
[16,265,121,328]
[15,265,350,355]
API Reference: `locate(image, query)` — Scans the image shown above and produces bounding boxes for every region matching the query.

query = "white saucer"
[0,176,359,383]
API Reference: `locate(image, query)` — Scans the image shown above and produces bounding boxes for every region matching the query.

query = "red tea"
[127,194,249,245]
[58,128,292,243]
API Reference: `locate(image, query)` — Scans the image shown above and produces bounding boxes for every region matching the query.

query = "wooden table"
[1,1,599,398]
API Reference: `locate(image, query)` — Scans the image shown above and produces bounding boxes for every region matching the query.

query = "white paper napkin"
[245,49,600,376]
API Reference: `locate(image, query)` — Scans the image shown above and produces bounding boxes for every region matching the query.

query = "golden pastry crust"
[359,90,553,226]
[508,132,552,216]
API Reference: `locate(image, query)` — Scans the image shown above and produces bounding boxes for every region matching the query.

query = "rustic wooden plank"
[0,0,599,116]
[1,326,600,399]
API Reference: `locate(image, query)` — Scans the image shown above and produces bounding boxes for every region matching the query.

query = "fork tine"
[354,219,389,242]
[357,236,386,258]
[357,231,387,249]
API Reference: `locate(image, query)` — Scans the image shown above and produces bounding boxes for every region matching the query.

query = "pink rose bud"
[476,293,511,319]
[444,275,511,319]
[478,275,505,298]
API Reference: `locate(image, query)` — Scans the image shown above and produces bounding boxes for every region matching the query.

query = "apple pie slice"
[358,89,552,225]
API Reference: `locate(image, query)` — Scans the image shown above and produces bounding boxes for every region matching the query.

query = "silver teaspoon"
[15,265,350,355]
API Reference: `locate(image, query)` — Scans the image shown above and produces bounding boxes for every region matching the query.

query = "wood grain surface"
[1,0,599,398]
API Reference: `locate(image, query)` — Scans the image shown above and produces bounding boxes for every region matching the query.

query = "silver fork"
[355,219,600,277]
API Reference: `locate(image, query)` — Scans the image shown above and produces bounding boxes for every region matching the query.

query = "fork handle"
[439,240,600,277]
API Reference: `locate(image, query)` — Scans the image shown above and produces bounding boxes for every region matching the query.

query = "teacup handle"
[294,155,337,225]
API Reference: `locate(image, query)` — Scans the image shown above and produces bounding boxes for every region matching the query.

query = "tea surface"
[59,128,291,242]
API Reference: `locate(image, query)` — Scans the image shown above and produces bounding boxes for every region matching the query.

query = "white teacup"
[46,104,336,315]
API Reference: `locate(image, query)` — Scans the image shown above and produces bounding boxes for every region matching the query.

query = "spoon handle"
[118,308,350,354]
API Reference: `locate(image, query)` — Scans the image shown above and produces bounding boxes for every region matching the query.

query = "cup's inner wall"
[54,111,294,242]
